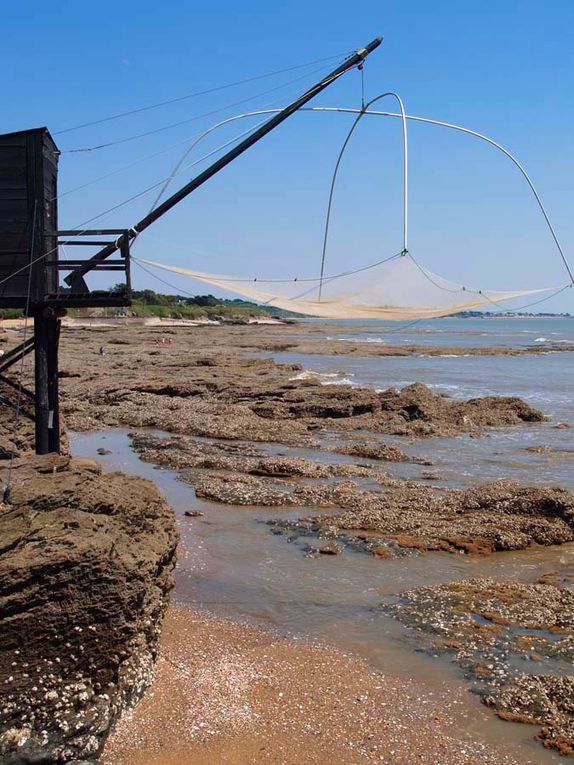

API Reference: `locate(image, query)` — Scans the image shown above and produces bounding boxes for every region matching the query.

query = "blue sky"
[4,0,574,311]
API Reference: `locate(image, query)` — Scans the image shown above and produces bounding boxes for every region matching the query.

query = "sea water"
[275,317,574,489]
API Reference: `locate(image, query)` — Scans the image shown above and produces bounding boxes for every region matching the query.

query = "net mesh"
[137,252,556,320]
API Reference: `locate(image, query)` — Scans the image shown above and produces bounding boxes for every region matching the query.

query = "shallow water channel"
[72,428,573,763]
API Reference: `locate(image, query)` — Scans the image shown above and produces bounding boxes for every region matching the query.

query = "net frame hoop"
[147,104,571,284]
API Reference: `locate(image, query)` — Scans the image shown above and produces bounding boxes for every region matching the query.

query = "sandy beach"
[101,604,529,765]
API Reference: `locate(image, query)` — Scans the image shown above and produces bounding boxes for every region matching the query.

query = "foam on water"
[290,369,356,387]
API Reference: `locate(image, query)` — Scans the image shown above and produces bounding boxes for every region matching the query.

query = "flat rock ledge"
[0,455,179,764]
[384,577,574,755]
[271,481,574,555]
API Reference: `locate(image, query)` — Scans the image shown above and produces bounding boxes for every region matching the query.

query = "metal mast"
[0,37,382,456]
[66,37,382,288]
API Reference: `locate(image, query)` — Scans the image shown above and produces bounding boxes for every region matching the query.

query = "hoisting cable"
[61,61,341,153]
[0,55,371,292]
[65,118,279,227]
[145,75,334,214]
[65,65,357,231]
[359,63,365,110]
[58,113,271,203]
[54,51,351,136]
[57,80,318,201]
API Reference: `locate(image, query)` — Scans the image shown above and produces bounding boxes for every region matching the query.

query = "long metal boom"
[65,37,382,285]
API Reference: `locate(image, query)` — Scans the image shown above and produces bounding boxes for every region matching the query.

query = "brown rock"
[371,544,393,558]
[280,481,574,555]
[0,458,178,763]
[318,543,341,555]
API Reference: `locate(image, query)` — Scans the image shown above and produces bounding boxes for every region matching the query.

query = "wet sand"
[102,604,530,765]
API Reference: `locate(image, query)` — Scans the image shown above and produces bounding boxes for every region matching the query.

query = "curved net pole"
[309,107,573,285]
[366,94,409,254]
[318,112,364,299]
[147,113,272,214]
[138,104,571,286]
[317,92,409,300]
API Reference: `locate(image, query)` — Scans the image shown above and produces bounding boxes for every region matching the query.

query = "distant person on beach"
[99,346,105,356]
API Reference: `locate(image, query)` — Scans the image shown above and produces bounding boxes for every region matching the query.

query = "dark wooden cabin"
[0,127,59,307]
[0,127,132,455]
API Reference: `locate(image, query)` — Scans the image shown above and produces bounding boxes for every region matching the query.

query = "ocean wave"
[323,377,356,386]
[533,337,574,345]
[289,370,356,387]
[333,336,387,344]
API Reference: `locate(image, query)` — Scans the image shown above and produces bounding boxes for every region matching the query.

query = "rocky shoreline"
[1,321,573,762]
[269,480,574,555]
[384,577,574,755]
[59,324,574,758]
[0,419,178,762]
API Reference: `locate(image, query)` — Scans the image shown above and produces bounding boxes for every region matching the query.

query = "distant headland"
[454,311,572,319]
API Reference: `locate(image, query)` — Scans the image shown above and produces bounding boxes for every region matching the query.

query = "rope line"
[0,119,267,292]
[58,70,352,234]
[295,255,402,301]
[125,259,572,328]
[407,250,567,309]
[133,254,408,316]
[408,252,472,294]
[134,251,403,286]
[56,69,354,232]
[0,75,356,291]
[131,258,218,302]
[54,52,349,136]
[3,203,37,503]
[63,119,279,228]
[135,254,427,332]
[0,103,570,314]
[57,84,316,202]
[61,62,338,153]
[477,283,573,313]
